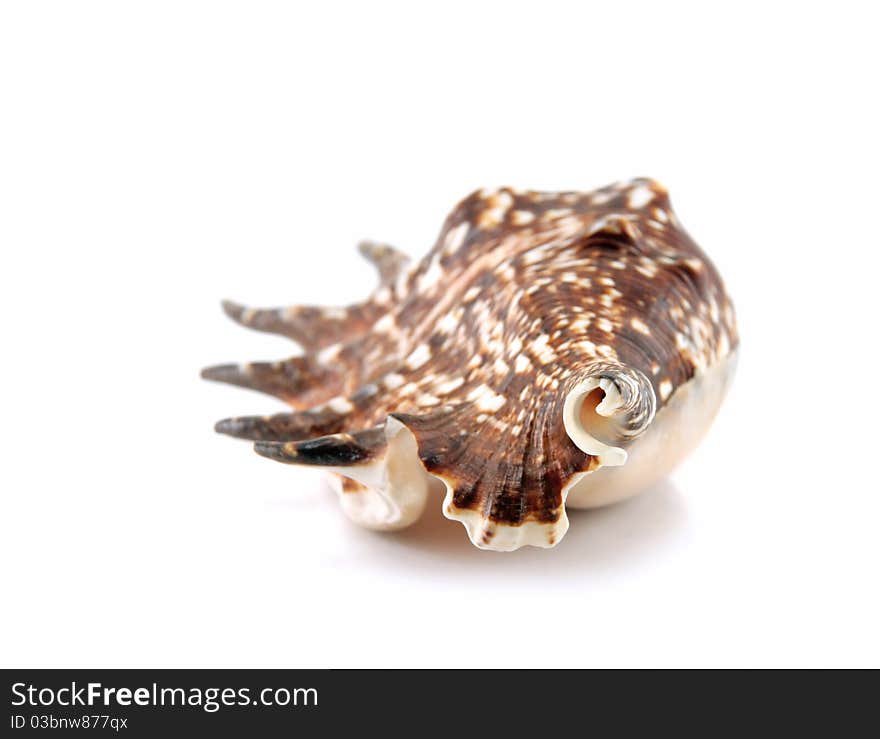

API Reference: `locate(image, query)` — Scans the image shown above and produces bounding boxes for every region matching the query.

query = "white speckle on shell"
[627,184,654,208]
[327,396,354,414]
[383,372,405,389]
[405,344,432,369]
[444,222,469,253]
[630,317,651,335]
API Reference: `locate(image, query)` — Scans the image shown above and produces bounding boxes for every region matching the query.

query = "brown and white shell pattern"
[203,179,738,551]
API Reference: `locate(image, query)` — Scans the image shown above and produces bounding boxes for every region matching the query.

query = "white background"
[1,2,878,668]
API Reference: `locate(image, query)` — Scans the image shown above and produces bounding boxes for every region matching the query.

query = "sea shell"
[203,179,738,551]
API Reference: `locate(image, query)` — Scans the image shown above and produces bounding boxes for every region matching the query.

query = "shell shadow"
[359,478,690,579]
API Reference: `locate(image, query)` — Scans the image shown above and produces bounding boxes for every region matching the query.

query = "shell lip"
[435,470,595,552]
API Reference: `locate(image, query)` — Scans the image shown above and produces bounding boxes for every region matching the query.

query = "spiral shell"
[203,179,738,551]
